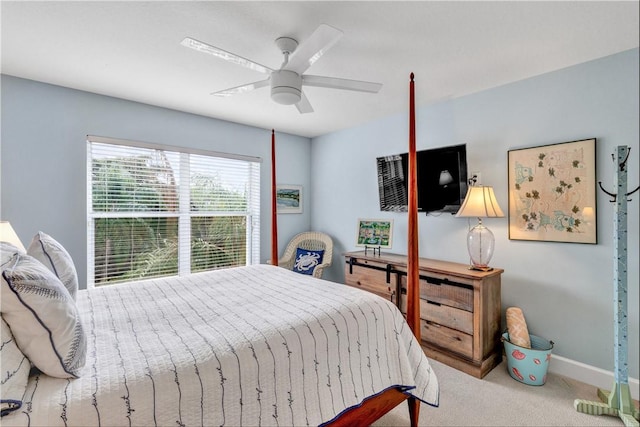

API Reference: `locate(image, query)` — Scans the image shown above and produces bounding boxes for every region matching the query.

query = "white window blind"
[87,136,260,287]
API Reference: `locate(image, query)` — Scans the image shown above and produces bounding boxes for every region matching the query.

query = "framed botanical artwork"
[355,219,393,248]
[276,185,302,214]
[507,138,597,243]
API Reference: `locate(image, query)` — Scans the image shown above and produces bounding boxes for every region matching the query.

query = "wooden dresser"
[344,250,503,378]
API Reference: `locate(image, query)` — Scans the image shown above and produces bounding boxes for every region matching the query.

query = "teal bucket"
[502,332,553,386]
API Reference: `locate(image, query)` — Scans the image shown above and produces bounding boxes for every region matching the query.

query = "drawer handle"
[425,320,441,328]
[421,275,441,285]
[426,300,441,306]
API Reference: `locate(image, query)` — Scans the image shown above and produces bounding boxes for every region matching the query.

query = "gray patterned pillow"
[1,316,30,417]
[1,253,86,378]
[27,231,79,300]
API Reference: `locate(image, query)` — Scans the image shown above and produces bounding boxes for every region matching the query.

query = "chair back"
[277,231,334,278]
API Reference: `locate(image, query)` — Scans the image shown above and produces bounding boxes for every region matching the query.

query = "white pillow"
[1,252,86,378]
[0,316,30,417]
[1,242,21,267]
[27,231,78,300]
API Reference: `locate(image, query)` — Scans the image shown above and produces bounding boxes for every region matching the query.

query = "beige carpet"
[373,359,638,426]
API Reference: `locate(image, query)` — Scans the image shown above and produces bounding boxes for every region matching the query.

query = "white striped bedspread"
[4,264,439,426]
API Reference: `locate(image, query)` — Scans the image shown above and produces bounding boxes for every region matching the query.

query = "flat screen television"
[377,144,468,213]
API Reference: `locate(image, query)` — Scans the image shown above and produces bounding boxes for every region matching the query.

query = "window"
[87,136,260,287]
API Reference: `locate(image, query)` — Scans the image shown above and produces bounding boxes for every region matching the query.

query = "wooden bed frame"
[271,74,422,427]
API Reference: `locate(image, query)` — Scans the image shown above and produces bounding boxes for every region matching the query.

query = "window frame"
[86,135,261,288]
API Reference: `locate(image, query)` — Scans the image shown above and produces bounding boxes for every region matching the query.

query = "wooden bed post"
[407,72,421,426]
[322,75,428,427]
[271,129,278,266]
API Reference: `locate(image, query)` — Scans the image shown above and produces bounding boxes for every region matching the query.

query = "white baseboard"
[548,354,639,400]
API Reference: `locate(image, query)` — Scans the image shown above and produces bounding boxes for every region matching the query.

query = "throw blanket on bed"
[4,264,439,426]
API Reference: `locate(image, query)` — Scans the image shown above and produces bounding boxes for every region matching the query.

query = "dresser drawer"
[421,319,473,359]
[420,299,473,335]
[401,274,473,312]
[399,293,473,334]
[344,260,396,301]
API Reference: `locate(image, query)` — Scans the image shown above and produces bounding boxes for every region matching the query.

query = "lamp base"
[466,221,496,272]
[468,265,494,272]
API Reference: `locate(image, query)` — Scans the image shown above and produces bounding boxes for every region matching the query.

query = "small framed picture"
[276,185,302,214]
[355,219,393,248]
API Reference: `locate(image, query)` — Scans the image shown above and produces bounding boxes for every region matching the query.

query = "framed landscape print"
[276,185,302,214]
[508,138,597,244]
[355,219,393,248]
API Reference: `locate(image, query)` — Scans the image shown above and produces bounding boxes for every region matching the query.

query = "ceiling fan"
[181,24,383,114]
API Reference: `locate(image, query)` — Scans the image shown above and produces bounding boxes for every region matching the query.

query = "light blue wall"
[0,75,312,285]
[311,49,639,377]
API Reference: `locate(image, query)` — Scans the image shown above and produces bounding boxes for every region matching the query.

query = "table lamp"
[455,186,504,271]
[0,221,26,252]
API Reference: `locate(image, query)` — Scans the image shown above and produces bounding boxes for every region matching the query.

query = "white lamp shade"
[439,170,454,186]
[455,186,504,218]
[0,221,26,252]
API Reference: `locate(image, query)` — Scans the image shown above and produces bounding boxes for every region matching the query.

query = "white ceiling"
[2,1,638,138]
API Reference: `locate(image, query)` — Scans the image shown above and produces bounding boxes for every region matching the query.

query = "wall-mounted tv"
[377,144,468,214]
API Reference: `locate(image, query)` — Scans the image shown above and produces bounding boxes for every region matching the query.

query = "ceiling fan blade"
[211,78,270,97]
[285,24,343,74]
[295,91,314,114]
[181,37,273,75]
[302,75,382,93]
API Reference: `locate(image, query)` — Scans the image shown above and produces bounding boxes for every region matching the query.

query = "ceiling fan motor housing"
[271,70,302,105]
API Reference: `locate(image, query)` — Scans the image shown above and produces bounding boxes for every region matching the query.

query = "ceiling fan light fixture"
[272,86,301,105]
[271,70,302,105]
